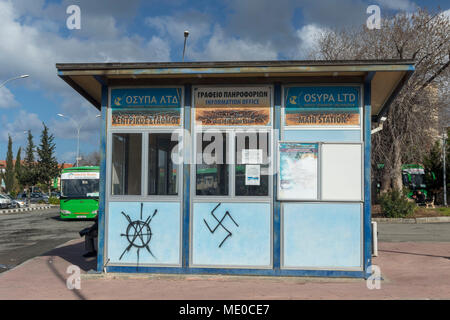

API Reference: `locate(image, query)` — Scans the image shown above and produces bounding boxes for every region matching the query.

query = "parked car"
[0,194,12,209]
[51,191,60,199]
[30,192,49,203]
[3,195,21,208]
[9,195,26,208]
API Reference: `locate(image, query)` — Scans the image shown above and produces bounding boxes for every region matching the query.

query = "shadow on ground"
[42,241,96,272]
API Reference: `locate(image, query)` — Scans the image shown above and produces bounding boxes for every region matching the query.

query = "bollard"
[372,221,378,256]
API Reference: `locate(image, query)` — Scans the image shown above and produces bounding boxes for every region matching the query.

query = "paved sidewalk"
[0,239,449,300]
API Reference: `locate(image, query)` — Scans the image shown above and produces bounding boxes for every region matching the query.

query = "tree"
[36,123,60,194]
[18,130,38,194]
[4,135,14,193]
[78,151,101,166]
[422,130,450,203]
[311,9,450,192]
[13,147,22,195]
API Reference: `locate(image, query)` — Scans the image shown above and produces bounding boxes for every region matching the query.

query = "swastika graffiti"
[203,203,239,248]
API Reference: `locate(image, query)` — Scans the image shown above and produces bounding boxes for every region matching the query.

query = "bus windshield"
[410,174,424,187]
[61,179,99,198]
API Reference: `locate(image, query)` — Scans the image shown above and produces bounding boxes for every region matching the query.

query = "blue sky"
[0,0,449,164]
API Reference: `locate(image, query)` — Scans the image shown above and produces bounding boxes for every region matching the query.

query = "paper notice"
[242,149,263,164]
[245,164,260,185]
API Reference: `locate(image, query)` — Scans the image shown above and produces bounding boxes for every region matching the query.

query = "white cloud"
[0,1,171,92]
[442,9,450,19]
[146,12,212,47]
[191,25,278,61]
[0,87,20,109]
[1,110,43,143]
[375,0,417,11]
[288,24,328,59]
[0,0,171,159]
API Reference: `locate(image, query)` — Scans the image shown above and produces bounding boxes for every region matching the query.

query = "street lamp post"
[57,114,82,167]
[0,75,29,89]
[182,30,189,62]
[443,130,447,207]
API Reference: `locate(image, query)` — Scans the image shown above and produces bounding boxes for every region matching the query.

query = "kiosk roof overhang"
[56,59,414,122]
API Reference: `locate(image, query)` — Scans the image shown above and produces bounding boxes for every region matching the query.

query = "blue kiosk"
[57,60,414,278]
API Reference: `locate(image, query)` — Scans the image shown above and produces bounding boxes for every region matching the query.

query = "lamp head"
[184,30,189,38]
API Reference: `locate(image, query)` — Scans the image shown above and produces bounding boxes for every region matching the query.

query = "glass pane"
[148,133,179,195]
[62,179,99,198]
[235,132,269,196]
[111,133,142,195]
[196,132,228,195]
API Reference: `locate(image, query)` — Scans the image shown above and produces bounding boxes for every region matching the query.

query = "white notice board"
[321,143,362,201]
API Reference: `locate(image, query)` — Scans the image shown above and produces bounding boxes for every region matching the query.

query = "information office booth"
[57,60,414,278]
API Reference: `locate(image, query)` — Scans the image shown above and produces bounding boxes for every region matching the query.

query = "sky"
[0,0,449,164]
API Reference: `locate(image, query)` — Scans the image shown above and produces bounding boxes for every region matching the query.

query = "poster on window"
[278,142,318,200]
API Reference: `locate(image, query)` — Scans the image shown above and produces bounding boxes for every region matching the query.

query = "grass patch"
[436,207,450,216]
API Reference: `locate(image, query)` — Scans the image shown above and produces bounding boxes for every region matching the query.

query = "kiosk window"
[148,133,179,195]
[196,132,228,196]
[235,132,269,196]
[111,133,142,195]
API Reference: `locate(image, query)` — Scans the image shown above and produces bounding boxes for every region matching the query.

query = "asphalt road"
[0,209,449,274]
[0,208,93,273]
[377,222,450,242]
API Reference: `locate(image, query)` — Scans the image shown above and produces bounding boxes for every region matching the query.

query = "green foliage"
[36,123,59,193]
[14,147,22,193]
[4,135,14,193]
[379,189,416,218]
[18,130,39,188]
[48,197,60,205]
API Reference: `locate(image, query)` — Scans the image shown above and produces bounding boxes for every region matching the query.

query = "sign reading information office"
[194,86,271,126]
[284,86,360,126]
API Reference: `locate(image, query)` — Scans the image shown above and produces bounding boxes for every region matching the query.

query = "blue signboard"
[284,86,360,126]
[111,88,181,108]
[110,88,182,126]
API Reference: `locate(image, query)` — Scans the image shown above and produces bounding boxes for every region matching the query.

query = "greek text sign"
[61,172,99,180]
[111,88,181,126]
[284,86,360,126]
[194,87,271,126]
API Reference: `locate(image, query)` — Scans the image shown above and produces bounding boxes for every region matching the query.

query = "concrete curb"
[0,205,58,215]
[373,216,450,224]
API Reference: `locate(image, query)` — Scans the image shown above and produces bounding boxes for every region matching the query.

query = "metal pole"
[76,125,80,167]
[443,131,447,206]
[0,75,29,89]
[182,30,189,62]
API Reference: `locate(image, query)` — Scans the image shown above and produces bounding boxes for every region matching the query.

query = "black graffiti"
[203,203,239,248]
[119,202,157,265]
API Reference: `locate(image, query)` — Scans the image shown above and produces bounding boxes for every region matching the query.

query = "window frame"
[106,86,184,202]
[191,84,274,201]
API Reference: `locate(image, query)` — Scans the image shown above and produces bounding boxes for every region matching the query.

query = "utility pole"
[443,129,447,206]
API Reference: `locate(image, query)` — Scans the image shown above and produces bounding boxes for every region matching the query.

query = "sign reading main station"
[110,88,182,126]
[194,87,271,126]
[284,86,360,126]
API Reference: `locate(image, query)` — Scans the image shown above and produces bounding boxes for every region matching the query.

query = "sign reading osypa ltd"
[61,172,99,180]
[285,86,359,108]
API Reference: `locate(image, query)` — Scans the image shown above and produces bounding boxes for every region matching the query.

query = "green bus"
[60,166,100,219]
